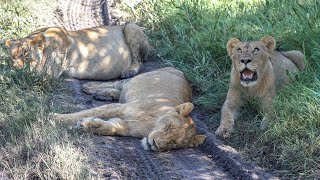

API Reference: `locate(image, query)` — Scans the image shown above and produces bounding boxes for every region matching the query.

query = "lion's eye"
[237,48,242,54]
[253,47,260,54]
[164,123,172,131]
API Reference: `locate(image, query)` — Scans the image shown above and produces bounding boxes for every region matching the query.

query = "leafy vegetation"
[133,0,320,179]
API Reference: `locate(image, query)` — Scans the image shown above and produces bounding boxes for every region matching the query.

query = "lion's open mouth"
[240,69,257,82]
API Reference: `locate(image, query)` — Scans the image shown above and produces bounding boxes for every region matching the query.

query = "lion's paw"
[93,94,114,101]
[215,125,234,139]
[75,117,102,130]
[81,82,100,94]
[49,112,61,121]
[121,69,138,79]
[93,90,116,101]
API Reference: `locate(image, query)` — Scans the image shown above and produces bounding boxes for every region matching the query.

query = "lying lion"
[5,23,149,80]
[215,36,305,138]
[54,67,206,151]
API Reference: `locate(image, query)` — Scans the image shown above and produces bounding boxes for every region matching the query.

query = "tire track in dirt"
[38,0,109,30]
[86,135,232,180]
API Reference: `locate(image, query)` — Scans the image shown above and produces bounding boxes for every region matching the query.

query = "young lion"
[215,36,305,138]
[54,67,206,151]
[5,23,149,80]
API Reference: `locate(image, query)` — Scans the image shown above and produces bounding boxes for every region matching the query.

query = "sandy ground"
[9,0,278,179]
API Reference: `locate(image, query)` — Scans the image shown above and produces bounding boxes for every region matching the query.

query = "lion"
[53,67,206,151]
[215,36,305,138]
[5,23,149,80]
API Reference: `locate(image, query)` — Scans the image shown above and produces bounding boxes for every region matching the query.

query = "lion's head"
[5,27,70,71]
[5,34,45,70]
[141,102,206,151]
[226,36,276,87]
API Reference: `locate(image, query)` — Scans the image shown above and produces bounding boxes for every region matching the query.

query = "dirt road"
[37,0,278,179]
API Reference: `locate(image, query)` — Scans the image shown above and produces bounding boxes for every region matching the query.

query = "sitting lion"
[215,36,305,138]
[54,67,206,151]
[5,23,149,80]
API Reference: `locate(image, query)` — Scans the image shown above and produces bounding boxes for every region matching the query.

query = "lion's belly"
[120,67,192,103]
[66,27,132,80]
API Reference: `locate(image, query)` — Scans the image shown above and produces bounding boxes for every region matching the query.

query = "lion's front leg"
[215,89,243,138]
[53,103,125,125]
[76,117,129,136]
[260,91,276,129]
[121,34,144,78]
[121,23,149,79]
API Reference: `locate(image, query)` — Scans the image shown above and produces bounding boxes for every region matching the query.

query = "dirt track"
[36,0,278,179]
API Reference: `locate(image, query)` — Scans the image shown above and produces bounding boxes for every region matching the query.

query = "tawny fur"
[54,67,206,151]
[5,23,149,80]
[215,36,305,138]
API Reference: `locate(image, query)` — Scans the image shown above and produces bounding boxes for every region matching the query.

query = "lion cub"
[215,36,305,138]
[54,67,206,151]
[5,23,149,80]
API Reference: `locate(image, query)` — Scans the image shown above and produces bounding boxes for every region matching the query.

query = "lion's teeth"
[242,73,253,79]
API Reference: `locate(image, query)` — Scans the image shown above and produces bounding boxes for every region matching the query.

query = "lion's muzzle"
[141,137,158,151]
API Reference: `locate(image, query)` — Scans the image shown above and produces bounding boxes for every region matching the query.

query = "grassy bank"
[134,0,320,179]
[0,1,94,179]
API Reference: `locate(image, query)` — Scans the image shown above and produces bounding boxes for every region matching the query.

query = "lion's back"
[120,67,192,103]
[271,51,304,86]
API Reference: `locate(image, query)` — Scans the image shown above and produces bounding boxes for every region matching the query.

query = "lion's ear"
[31,34,46,51]
[175,102,194,117]
[188,134,206,147]
[5,39,13,49]
[260,36,276,53]
[226,38,240,56]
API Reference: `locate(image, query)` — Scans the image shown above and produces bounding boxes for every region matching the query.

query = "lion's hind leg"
[76,117,129,136]
[121,23,150,79]
[82,80,127,101]
[281,50,305,71]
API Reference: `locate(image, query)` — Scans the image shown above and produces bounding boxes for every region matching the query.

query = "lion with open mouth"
[215,36,305,138]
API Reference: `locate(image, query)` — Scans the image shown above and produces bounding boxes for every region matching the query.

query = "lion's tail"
[282,50,305,71]
[123,23,150,62]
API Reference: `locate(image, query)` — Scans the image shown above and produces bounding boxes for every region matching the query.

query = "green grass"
[1,0,319,179]
[134,0,320,179]
[0,1,94,179]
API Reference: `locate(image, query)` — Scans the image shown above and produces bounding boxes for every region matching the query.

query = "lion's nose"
[240,58,252,65]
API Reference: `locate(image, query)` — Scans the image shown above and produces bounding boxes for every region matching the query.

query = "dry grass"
[0,1,95,179]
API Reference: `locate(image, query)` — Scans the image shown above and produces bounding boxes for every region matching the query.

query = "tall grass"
[135,0,320,178]
[0,1,94,179]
